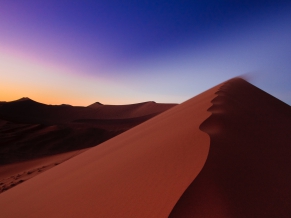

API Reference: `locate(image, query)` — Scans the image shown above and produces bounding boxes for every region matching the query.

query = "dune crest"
[169,78,291,217]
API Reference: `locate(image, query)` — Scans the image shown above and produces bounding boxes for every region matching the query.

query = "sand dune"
[0,81,219,217]
[0,100,176,193]
[0,78,290,217]
[87,101,175,119]
[0,98,176,124]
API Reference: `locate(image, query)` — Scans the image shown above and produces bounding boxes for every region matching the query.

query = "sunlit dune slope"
[0,81,220,217]
[170,78,291,217]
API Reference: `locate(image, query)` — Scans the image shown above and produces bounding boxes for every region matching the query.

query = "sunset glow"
[1,1,291,105]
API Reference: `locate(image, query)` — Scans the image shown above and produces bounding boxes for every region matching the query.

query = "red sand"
[0,82,218,217]
[0,78,290,217]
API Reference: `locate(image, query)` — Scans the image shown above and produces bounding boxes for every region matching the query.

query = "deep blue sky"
[1,1,291,105]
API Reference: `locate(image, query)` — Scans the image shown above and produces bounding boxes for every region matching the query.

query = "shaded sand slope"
[170,78,291,217]
[0,82,220,217]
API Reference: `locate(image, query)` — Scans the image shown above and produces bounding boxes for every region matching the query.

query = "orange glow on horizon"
[0,46,145,106]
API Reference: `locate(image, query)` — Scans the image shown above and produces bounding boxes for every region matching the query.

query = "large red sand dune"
[0,78,290,217]
[0,81,218,217]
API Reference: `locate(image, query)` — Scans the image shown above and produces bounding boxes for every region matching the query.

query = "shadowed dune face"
[169,78,291,217]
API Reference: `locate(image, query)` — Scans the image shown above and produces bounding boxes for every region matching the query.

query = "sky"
[0,0,291,105]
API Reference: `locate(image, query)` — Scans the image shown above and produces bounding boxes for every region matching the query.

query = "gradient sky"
[1,0,291,105]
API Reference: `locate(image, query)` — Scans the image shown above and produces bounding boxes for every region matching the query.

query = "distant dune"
[0,78,290,217]
[0,98,176,124]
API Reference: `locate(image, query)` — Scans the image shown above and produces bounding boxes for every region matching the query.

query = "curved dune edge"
[0,83,221,217]
[169,78,291,217]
